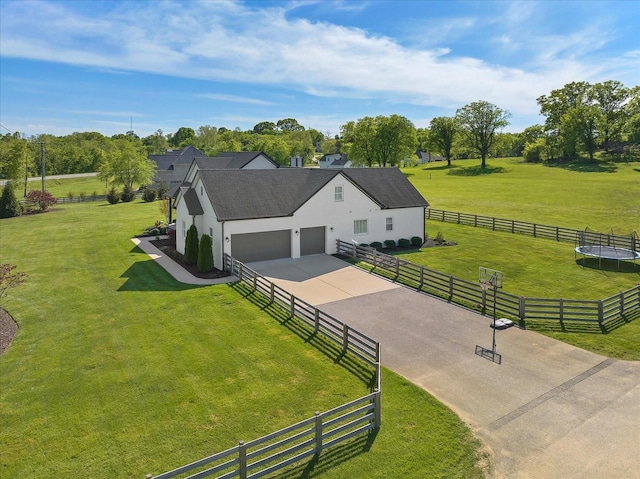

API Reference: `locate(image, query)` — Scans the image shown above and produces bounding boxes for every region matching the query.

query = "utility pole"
[39,142,46,192]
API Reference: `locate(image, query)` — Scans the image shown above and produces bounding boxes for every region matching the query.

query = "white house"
[318,153,351,169]
[174,159,429,266]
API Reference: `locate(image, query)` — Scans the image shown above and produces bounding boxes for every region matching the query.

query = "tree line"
[1,81,637,188]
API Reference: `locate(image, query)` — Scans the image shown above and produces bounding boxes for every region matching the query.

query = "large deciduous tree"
[168,127,196,148]
[456,101,511,167]
[98,138,155,190]
[341,115,417,167]
[428,117,459,166]
[276,118,304,132]
[142,129,169,155]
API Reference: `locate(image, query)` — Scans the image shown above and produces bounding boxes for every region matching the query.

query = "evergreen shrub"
[106,187,120,204]
[384,239,396,249]
[0,182,21,218]
[197,234,214,272]
[410,236,423,246]
[184,224,199,265]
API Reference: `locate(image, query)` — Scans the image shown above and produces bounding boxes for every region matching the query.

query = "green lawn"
[18,174,108,199]
[405,158,640,232]
[0,201,484,478]
[397,158,640,359]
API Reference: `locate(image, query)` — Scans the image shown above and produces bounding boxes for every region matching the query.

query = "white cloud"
[1,0,638,131]
[197,93,274,106]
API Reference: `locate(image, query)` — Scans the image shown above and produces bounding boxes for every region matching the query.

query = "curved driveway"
[250,255,640,479]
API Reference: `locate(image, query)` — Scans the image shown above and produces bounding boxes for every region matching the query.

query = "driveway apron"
[250,255,640,479]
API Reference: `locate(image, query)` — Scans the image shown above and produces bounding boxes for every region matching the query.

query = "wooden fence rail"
[425,208,638,251]
[336,240,640,326]
[146,255,381,479]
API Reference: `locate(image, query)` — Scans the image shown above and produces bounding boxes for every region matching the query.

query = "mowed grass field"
[0,201,484,478]
[399,158,640,360]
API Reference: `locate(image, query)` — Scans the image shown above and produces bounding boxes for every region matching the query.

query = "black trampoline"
[574,245,640,261]
[574,229,639,270]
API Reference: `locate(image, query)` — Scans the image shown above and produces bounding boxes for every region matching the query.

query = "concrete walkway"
[131,236,236,285]
[249,255,640,479]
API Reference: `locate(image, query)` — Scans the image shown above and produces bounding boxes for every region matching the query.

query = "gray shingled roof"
[196,168,427,221]
[196,151,279,170]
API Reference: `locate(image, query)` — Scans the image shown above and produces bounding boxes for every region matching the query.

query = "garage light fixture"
[225,237,230,243]
[295,230,299,236]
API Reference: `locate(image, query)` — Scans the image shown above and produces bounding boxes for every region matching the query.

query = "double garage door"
[231,227,325,263]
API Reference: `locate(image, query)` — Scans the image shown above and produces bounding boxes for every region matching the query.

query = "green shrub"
[384,239,397,249]
[106,187,120,204]
[142,187,157,202]
[184,224,199,265]
[197,234,214,272]
[411,236,423,246]
[79,191,86,201]
[157,181,169,198]
[0,182,21,218]
[92,190,99,201]
[370,241,383,250]
[435,231,445,243]
[67,191,75,202]
[360,243,368,248]
[398,238,411,248]
[121,185,135,202]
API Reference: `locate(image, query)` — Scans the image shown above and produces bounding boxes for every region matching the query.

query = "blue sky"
[1,0,639,138]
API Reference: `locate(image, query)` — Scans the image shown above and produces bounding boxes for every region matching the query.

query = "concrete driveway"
[250,255,640,479]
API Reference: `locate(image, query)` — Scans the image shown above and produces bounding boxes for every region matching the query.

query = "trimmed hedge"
[370,241,383,250]
[411,236,423,247]
[384,239,396,249]
[398,238,411,248]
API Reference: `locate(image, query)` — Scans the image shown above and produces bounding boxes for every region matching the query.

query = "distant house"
[150,148,279,196]
[174,159,429,266]
[416,150,444,164]
[318,153,351,169]
[149,146,210,195]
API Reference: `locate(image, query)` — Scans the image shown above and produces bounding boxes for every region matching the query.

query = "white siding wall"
[242,156,278,169]
[214,175,424,265]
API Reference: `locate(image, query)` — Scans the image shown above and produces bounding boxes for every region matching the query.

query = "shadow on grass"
[575,258,640,274]
[544,159,618,173]
[524,310,639,334]
[275,430,379,479]
[118,248,203,292]
[229,281,378,390]
[447,165,507,176]
[422,163,456,171]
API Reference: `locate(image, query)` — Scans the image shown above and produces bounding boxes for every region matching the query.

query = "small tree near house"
[184,224,199,265]
[197,234,214,272]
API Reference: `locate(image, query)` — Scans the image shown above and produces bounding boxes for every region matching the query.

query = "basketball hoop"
[479,281,493,291]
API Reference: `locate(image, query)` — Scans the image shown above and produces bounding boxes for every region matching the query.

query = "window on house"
[209,227,213,238]
[200,185,203,196]
[354,219,368,235]
[386,217,393,231]
[182,221,186,238]
[335,185,343,201]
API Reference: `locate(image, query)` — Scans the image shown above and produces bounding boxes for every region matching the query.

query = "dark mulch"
[149,238,230,279]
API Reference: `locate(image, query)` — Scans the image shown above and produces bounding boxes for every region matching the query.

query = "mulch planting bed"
[149,238,230,280]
